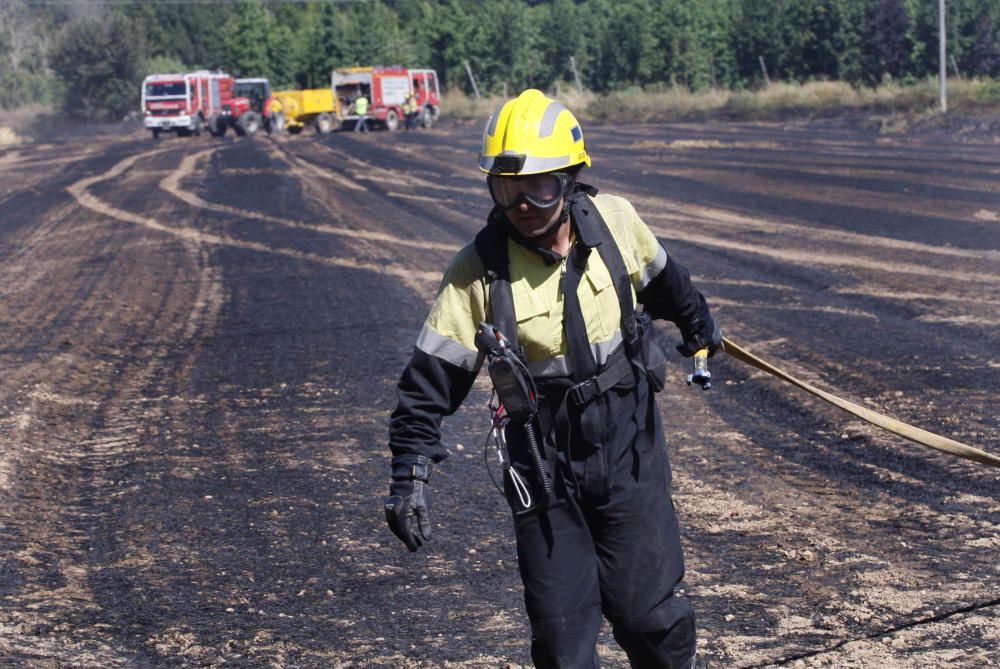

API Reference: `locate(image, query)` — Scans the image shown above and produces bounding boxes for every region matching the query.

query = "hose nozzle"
[687,348,712,391]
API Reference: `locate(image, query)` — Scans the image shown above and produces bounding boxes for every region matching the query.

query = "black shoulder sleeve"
[388,347,478,463]
[636,248,713,339]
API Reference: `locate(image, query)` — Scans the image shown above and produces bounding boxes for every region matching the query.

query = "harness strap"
[570,196,642,364]
[474,214,520,354]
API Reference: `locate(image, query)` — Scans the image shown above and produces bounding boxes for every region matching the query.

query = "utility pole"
[939,0,947,113]
[758,56,771,87]
[464,60,481,100]
[569,56,584,95]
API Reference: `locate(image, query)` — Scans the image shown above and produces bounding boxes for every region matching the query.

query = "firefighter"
[404,92,417,131]
[384,89,720,669]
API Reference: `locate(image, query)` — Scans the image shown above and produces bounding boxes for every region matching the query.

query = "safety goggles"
[487,172,569,210]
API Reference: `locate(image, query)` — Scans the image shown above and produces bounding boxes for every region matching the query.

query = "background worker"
[404,91,417,131]
[384,89,720,668]
[353,94,369,133]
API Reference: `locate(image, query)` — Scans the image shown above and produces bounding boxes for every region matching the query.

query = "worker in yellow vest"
[404,92,417,131]
[354,95,369,133]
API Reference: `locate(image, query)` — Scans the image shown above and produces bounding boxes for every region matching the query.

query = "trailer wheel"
[385,109,399,131]
[238,111,261,137]
[314,113,333,135]
[268,112,285,135]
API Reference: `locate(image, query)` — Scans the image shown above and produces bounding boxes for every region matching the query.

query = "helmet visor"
[488,173,567,210]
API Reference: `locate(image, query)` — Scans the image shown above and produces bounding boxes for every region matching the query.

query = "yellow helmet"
[479,89,591,176]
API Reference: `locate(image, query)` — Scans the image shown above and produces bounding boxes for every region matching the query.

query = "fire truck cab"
[333,66,440,131]
[141,71,254,139]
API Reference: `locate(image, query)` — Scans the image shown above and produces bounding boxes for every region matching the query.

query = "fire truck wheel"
[314,113,333,135]
[385,110,399,132]
[238,112,261,137]
[151,129,161,140]
[419,107,434,129]
[208,115,226,138]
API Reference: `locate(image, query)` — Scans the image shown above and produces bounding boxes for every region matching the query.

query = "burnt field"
[0,115,998,668]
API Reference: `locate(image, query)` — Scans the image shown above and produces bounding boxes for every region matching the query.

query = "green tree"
[833,0,869,85]
[222,1,276,78]
[394,0,437,67]
[464,0,545,94]
[124,3,228,70]
[0,1,66,108]
[862,0,912,83]
[655,0,738,91]
[142,55,187,78]
[365,1,419,66]
[296,4,352,88]
[424,0,473,91]
[732,0,788,85]
[968,11,998,75]
[588,0,660,91]
[947,0,1000,77]
[534,0,585,90]
[50,13,147,121]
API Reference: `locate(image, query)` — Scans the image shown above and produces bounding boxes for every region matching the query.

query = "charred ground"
[0,115,998,668]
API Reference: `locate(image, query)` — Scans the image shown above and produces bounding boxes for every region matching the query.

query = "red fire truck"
[332,66,440,131]
[141,70,256,139]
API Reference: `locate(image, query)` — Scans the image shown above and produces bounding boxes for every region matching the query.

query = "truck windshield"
[234,82,267,100]
[146,82,186,98]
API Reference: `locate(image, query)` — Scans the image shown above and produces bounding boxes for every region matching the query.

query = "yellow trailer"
[271,88,341,134]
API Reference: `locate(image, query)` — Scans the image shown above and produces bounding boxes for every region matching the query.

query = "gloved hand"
[384,455,433,552]
[676,314,722,358]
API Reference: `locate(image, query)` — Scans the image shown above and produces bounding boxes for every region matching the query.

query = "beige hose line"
[721,336,1000,469]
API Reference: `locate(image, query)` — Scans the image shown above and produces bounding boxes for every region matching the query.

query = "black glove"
[384,455,433,552]
[676,314,722,358]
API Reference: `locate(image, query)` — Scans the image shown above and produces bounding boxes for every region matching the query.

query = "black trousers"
[506,378,696,669]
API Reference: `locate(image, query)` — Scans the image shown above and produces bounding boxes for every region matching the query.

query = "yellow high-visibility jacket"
[390,191,714,462]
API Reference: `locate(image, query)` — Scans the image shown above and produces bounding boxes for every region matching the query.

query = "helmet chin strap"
[532,177,582,239]
[534,203,571,239]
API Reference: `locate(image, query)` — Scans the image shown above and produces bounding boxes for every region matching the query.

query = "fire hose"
[715,336,1000,469]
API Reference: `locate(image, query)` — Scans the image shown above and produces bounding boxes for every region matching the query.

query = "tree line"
[1,0,998,121]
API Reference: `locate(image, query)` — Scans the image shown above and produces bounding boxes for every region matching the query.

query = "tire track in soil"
[286,134,487,245]
[66,145,442,298]
[1,140,227,666]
